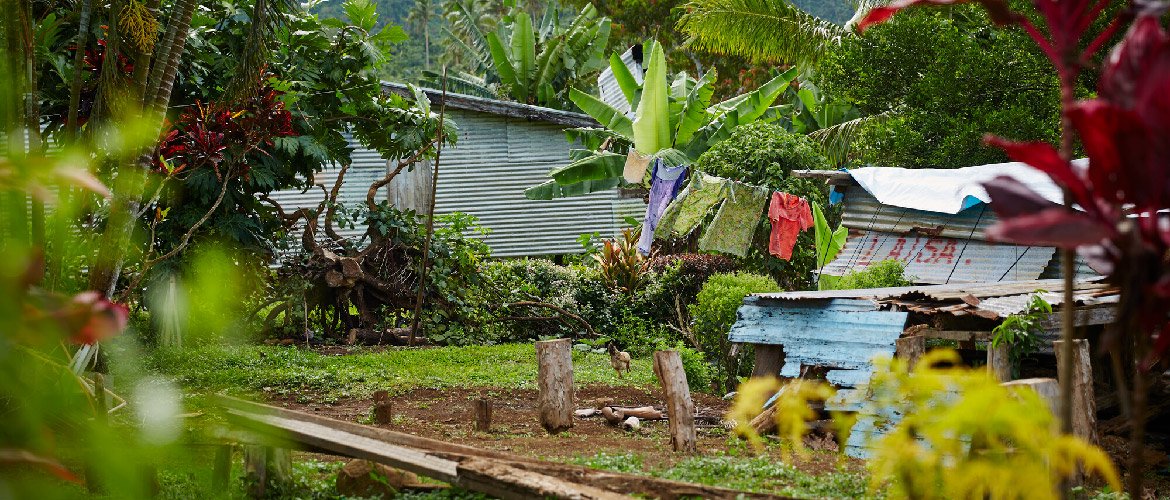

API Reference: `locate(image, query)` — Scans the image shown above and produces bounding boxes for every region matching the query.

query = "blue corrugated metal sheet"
[729,297,907,389]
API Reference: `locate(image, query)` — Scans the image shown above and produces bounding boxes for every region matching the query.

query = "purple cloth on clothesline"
[638,159,688,255]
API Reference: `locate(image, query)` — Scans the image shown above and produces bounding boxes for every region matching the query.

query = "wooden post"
[212,444,232,490]
[267,447,291,485]
[987,341,1012,383]
[535,338,574,434]
[1002,378,1060,416]
[653,350,696,453]
[1054,339,1097,445]
[751,344,785,378]
[244,445,267,499]
[895,336,925,371]
[473,399,492,432]
[373,390,394,425]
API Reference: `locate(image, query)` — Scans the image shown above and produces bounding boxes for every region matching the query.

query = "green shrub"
[829,259,916,290]
[693,122,836,290]
[690,272,781,392]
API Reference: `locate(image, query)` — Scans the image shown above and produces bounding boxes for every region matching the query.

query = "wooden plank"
[456,458,633,500]
[226,409,461,483]
[790,170,857,186]
[1037,304,1117,330]
[219,397,803,500]
[382,82,598,128]
[917,329,992,342]
[752,344,785,378]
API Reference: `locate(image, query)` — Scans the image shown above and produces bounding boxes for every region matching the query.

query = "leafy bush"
[647,253,737,300]
[829,259,915,290]
[693,122,835,290]
[593,228,650,296]
[991,291,1051,378]
[691,272,781,391]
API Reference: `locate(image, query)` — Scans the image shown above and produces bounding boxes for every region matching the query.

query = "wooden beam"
[790,170,858,186]
[381,82,598,128]
[1037,304,1117,330]
[917,329,992,342]
[456,458,633,500]
[1053,339,1097,445]
[217,396,803,500]
[896,336,925,371]
[987,342,1012,383]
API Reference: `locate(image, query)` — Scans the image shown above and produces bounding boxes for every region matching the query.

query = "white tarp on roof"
[846,159,1086,214]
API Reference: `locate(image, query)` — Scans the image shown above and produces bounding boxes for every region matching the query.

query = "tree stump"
[244,445,267,499]
[1054,339,1097,445]
[373,390,393,425]
[1002,378,1060,416]
[987,341,1012,382]
[896,336,925,371]
[536,338,574,434]
[653,350,696,452]
[473,398,492,432]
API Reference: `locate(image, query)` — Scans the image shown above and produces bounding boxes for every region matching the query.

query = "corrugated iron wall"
[434,108,643,256]
[267,111,645,257]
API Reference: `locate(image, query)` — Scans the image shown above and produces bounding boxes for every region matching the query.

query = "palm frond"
[221,0,300,103]
[807,110,895,167]
[677,0,847,67]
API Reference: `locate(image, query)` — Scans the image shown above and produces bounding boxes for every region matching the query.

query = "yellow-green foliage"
[866,350,1120,499]
[729,377,835,460]
[119,0,161,52]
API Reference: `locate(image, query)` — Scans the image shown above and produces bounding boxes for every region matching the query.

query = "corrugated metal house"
[267,82,645,257]
[728,166,1117,458]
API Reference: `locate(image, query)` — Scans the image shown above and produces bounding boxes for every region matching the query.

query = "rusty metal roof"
[821,230,1055,285]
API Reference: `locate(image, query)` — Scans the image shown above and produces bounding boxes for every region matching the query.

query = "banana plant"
[525,41,798,200]
[435,2,611,109]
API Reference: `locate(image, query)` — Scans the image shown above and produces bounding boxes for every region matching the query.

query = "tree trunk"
[65,0,92,142]
[653,350,696,453]
[535,338,574,434]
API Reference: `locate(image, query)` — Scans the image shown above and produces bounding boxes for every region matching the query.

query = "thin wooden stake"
[408,68,449,347]
[473,399,492,432]
[373,390,393,425]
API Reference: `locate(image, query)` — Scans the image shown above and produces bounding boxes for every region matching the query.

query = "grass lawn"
[131,342,875,500]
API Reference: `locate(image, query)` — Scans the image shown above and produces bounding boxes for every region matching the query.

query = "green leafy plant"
[691,272,781,392]
[593,228,651,297]
[812,201,847,290]
[991,290,1051,379]
[829,259,915,290]
[525,41,799,200]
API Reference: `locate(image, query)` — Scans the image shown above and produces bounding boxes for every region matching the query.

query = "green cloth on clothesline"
[654,172,729,239]
[698,181,769,257]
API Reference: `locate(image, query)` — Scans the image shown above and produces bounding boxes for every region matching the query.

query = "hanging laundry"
[637,159,688,255]
[654,172,729,240]
[697,181,769,257]
[768,192,814,260]
[624,149,652,183]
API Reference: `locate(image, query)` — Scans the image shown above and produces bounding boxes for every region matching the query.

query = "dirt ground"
[272,383,857,477]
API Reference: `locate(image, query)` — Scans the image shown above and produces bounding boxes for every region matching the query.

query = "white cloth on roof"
[847,160,1085,214]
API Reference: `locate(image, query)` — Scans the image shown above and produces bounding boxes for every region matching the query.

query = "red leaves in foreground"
[64,291,130,345]
[858,0,1018,33]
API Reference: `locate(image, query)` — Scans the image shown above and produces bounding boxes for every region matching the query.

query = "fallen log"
[602,406,623,425]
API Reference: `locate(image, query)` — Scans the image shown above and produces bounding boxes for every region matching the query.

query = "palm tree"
[676,0,851,68]
[407,0,436,70]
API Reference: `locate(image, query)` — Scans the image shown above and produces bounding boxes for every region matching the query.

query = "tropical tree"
[524,41,798,199]
[676,0,854,68]
[407,0,437,69]
[429,2,612,109]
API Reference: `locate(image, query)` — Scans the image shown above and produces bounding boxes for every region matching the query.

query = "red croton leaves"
[154,82,294,179]
[64,291,130,345]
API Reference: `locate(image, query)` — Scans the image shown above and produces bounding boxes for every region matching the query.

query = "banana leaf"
[632,40,670,155]
[547,151,625,184]
[672,69,716,147]
[533,37,562,93]
[608,52,641,108]
[709,66,798,122]
[680,109,741,159]
[487,32,519,99]
[813,201,847,290]
[568,89,634,138]
[511,12,536,101]
[655,148,692,169]
[565,127,631,151]
[525,178,621,200]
